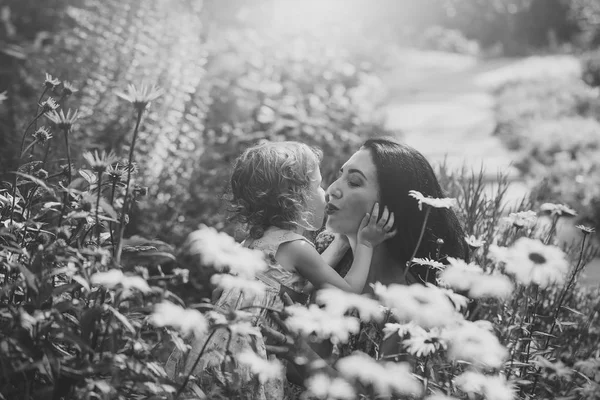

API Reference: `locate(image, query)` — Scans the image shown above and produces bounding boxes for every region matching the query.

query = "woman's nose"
[326,181,342,199]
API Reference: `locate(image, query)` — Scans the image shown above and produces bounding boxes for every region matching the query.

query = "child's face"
[305,166,327,230]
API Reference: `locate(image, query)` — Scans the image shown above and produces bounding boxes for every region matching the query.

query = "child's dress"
[166,227,312,399]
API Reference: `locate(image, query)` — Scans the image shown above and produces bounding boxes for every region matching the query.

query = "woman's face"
[305,166,327,230]
[325,149,380,235]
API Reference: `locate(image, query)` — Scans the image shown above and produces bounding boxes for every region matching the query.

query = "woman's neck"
[348,235,407,292]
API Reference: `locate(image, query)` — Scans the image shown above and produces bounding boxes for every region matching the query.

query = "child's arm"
[277,203,395,294]
[319,233,350,267]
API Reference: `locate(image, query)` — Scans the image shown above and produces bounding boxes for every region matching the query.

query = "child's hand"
[357,202,396,248]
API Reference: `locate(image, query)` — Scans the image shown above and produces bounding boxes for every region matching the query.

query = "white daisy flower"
[149,301,208,338]
[315,287,385,322]
[411,257,445,270]
[237,350,284,383]
[445,321,508,370]
[487,244,509,263]
[503,210,537,229]
[504,238,569,288]
[408,190,457,211]
[376,283,461,329]
[540,203,577,217]
[403,327,447,357]
[575,224,595,234]
[465,235,486,248]
[438,287,470,311]
[438,257,484,292]
[304,373,356,400]
[383,322,418,340]
[285,304,360,344]
[90,269,151,294]
[481,375,515,400]
[185,225,267,278]
[454,371,488,394]
[468,273,514,300]
[337,353,422,398]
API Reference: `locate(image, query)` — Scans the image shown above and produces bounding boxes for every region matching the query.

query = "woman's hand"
[357,202,396,248]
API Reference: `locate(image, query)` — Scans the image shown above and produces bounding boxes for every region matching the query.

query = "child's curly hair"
[229,141,323,239]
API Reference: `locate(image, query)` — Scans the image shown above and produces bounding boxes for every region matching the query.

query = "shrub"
[582,51,600,88]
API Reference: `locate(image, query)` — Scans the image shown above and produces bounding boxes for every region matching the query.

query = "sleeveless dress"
[166,227,312,400]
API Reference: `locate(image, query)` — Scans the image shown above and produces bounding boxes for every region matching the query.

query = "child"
[167,141,395,398]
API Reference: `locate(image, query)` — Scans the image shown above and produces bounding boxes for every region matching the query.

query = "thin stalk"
[95,172,103,244]
[405,206,431,280]
[175,328,220,399]
[10,111,47,223]
[62,127,72,186]
[115,110,144,264]
[109,181,117,253]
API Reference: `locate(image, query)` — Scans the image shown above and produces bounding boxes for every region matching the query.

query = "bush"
[582,51,600,88]
[492,75,600,230]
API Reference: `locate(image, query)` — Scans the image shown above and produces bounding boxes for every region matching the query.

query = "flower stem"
[95,172,103,245]
[115,109,144,264]
[175,328,220,399]
[109,181,117,254]
[405,206,431,281]
[62,127,72,186]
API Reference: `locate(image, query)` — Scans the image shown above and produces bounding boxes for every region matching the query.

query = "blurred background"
[1,0,600,252]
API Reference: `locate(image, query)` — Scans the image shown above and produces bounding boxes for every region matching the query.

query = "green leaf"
[17,264,38,293]
[105,305,135,333]
[78,169,97,184]
[14,172,56,197]
[561,306,583,315]
[72,275,90,292]
[80,307,103,344]
[98,198,118,220]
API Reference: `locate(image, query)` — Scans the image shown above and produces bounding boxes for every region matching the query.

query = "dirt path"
[379,51,600,285]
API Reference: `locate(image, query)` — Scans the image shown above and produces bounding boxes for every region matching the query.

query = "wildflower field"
[3,1,600,399]
[1,73,599,399]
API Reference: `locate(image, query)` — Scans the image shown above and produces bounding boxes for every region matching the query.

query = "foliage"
[2,71,600,399]
[582,51,600,88]
[492,73,600,230]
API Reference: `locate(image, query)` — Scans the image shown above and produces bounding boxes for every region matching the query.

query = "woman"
[321,137,467,289]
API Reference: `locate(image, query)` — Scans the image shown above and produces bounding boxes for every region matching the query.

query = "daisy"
[534,356,572,379]
[480,375,515,400]
[445,321,508,370]
[116,83,164,112]
[83,150,118,173]
[237,350,284,383]
[465,235,486,248]
[184,225,266,278]
[504,237,569,288]
[315,287,384,322]
[540,203,577,217]
[503,210,537,229]
[285,304,360,344]
[303,373,355,400]
[438,287,470,311]
[411,257,445,270]
[61,81,78,96]
[408,190,456,211]
[336,353,422,398]
[575,224,595,235]
[0,91,7,103]
[32,127,53,144]
[375,283,461,329]
[149,301,208,338]
[403,327,447,357]
[454,371,488,395]
[43,73,61,90]
[39,97,59,113]
[438,257,484,291]
[468,274,514,300]
[90,269,151,293]
[383,322,418,340]
[46,108,79,131]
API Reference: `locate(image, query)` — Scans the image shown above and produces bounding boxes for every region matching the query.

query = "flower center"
[529,252,547,264]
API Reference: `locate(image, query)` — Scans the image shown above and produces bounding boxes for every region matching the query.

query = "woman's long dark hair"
[362,138,468,283]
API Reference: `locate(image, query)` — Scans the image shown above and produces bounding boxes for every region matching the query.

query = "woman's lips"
[325,203,339,215]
